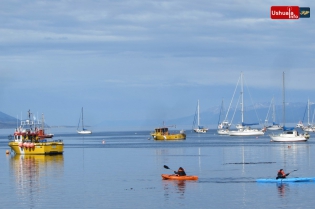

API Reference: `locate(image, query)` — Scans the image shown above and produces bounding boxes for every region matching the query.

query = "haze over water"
[1,128,315,208]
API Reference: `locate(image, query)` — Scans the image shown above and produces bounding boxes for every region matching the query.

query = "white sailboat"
[265,97,282,130]
[270,72,309,142]
[77,107,92,134]
[217,99,231,135]
[193,100,208,133]
[302,99,315,132]
[228,72,265,136]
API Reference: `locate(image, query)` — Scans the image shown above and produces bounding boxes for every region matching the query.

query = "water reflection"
[162,180,186,200]
[10,155,64,207]
[276,183,288,197]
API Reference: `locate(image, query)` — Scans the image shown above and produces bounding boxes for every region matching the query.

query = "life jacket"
[278,170,285,176]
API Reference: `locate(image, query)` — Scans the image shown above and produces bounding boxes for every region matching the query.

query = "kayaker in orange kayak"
[174,167,186,176]
[277,169,286,179]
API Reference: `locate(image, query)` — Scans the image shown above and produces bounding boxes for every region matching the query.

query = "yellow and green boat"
[151,127,186,140]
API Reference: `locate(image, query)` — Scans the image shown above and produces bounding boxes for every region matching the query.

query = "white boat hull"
[217,129,230,135]
[194,128,208,133]
[77,130,92,134]
[229,128,264,136]
[270,131,309,142]
[303,127,315,132]
[267,126,282,131]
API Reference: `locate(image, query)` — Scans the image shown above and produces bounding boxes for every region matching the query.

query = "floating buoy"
[5,150,10,154]
[30,143,35,148]
[23,142,27,148]
[288,145,291,148]
[18,142,23,147]
[102,140,105,144]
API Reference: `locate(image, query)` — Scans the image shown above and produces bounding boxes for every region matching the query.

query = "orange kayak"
[161,174,198,180]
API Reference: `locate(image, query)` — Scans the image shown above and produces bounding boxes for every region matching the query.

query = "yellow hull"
[9,141,64,155]
[151,133,186,140]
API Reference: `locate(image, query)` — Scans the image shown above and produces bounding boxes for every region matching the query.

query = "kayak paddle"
[286,169,298,176]
[164,165,177,173]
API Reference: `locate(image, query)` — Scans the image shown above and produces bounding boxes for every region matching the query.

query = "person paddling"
[174,167,186,176]
[277,169,286,179]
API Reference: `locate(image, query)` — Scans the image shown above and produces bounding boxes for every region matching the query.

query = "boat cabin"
[154,128,169,135]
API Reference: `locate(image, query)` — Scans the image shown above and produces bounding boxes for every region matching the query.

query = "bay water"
[1,128,315,208]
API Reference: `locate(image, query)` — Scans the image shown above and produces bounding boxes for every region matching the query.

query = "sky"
[0,0,314,129]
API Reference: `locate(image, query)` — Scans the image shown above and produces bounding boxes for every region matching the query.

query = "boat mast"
[307,98,310,125]
[197,100,200,126]
[282,72,285,127]
[272,97,276,124]
[41,113,44,130]
[241,72,244,123]
[82,107,84,129]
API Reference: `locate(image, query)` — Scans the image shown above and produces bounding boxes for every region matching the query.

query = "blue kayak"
[256,177,314,183]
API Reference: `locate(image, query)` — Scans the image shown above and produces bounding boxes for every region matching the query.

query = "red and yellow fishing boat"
[8,110,63,155]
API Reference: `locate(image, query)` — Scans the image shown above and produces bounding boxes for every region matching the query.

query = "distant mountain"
[96,102,309,130]
[0,111,19,129]
[1,102,310,130]
[165,102,308,127]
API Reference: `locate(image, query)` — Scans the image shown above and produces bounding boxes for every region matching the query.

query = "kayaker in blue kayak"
[174,167,186,176]
[277,169,287,179]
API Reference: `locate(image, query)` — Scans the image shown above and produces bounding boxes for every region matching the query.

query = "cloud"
[1,0,315,125]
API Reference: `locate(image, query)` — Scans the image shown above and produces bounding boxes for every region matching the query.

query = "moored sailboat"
[269,72,310,142]
[217,99,231,135]
[228,72,265,136]
[301,99,315,132]
[265,97,282,130]
[193,100,208,133]
[77,107,92,134]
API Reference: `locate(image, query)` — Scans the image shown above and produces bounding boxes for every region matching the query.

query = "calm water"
[1,128,315,208]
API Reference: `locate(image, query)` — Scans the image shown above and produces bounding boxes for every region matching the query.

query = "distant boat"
[151,122,186,140]
[301,99,315,132]
[192,100,208,133]
[269,72,310,142]
[228,72,265,136]
[265,97,282,131]
[37,113,54,139]
[217,99,231,135]
[77,107,92,134]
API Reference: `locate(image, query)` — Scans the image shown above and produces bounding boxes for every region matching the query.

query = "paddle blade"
[286,173,290,176]
[164,165,170,169]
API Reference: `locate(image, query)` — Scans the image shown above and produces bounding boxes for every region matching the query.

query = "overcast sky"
[0,0,314,128]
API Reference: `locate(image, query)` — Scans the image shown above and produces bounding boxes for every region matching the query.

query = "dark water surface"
[1,129,315,208]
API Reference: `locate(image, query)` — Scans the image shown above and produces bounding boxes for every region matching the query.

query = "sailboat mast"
[241,72,244,123]
[197,100,200,126]
[282,72,285,127]
[82,107,84,129]
[308,98,310,125]
[41,113,44,130]
[272,97,275,123]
